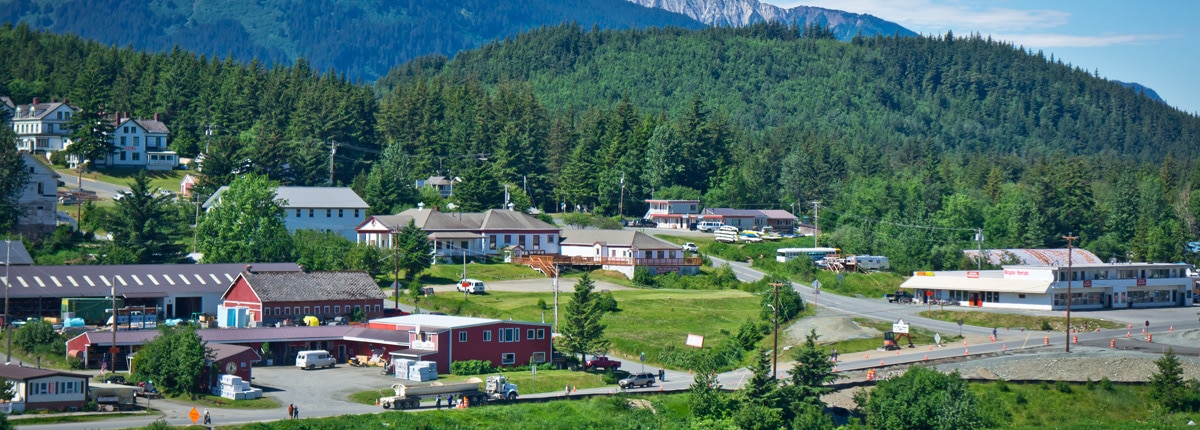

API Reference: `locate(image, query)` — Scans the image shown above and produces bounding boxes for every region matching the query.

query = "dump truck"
[378,375,518,410]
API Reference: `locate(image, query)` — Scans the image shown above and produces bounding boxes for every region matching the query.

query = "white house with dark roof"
[107,114,176,170]
[643,199,700,229]
[557,229,701,278]
[16,152,60,237]
[9,98,76,160]
[415,176,456,197]
[204,186,369,241]
[0,366,90,413]
[356,207,561,261]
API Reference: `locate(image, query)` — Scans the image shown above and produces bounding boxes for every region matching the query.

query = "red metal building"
[367,315,553,371]
[221,270,386,325]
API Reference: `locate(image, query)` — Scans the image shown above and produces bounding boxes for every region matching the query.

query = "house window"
[334,305,341,314]
[134,136,140,147]
[504,235,511,244]
[501,353,515,365]
[293,307,300,315]
[527,329,535,340]
[499,328,518,342]
[547,234,554,243]
[519,235,526,248]
[355,305,361,313]
[283,307,290,315]
[156,137,162,146]
[533,235,540,249]
[459,332,467,342]
[296,209,301,217]
[537,329,545,339]
[490,235,497,250]
[133,152,140,161]
[339,209,344,218]
[1018,294,1026,299]
[327,209,332,217]
[120,151,127,161]
[303,306,310,314]
[532,352,547,363]
[375,305,381,312]
[309,209,314,217]
[121,136,127,145]
[274,307,281,315]
[354,209,360,217]
[323,306,331,314]
[483,330,492,342]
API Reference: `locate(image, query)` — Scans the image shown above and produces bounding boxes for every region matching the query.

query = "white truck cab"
[295,350,336,369]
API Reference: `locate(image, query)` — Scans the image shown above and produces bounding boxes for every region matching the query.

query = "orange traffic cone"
[832,366,838,373]
[964,348,969,356]
[896,350,900,355]
[1171,326,1174,333]
[865,353,869,359]
[1127,331,1131,338]
[923,354,928,361]
[963,340,968,346]
[1002,344,1007,351]
[879,359,885,366]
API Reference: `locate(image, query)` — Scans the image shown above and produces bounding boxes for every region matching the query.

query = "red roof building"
[221,270,386,326]
[367,315,553,371]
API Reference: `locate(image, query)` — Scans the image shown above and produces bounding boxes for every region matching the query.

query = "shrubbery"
[14,320,66,357]
[450,360,496,375]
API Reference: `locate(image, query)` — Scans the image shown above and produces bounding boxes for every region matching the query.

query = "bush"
[14,320,65,356]
[450,360,496,375]
[632,268,655,287]
[1054,380,1072,393]
[1040,320,1052,331]
[536,298,548,310]
[1099,377,1114,391]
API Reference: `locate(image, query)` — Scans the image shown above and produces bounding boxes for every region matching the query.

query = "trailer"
[378,375,518,410]
[62,298,123,325]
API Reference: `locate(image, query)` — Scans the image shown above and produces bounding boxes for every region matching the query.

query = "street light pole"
[772,281,780,380]
[1063,233,1078,353]
[393,227,400,310]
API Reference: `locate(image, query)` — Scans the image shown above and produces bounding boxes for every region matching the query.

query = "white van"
[714,226,740,243]
[458,279,486,294]
[696,221,724,232]
[295,350,336,369]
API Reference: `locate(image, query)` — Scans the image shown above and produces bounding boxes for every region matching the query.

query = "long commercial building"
[900,262,1194,311]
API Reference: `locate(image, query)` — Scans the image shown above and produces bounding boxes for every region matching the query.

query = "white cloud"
[993,33,1173,48]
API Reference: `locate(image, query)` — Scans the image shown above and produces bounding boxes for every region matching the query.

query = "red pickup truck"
[584,356,622,371]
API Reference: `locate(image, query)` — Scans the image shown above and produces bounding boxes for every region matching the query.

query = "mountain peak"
[628,0,916,39]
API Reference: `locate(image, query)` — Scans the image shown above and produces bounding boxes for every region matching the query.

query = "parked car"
[112,191,133,201]
[295,350,336,369]
[57,195,79,205]
[625,219,657,228]
[696,221,724,232]
[682,243,698,252]
[457,279,486,294]
[619,372,656,389]
[584,355,622,371]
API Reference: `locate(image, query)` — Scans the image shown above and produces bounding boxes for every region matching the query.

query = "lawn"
[422,262,545,284]
[405,288,761,368]
[919,310,1125,331]
[8,412,154,425]
[348,369,613,405]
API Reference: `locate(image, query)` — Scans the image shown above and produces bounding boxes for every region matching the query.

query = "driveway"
[425,278,632,294]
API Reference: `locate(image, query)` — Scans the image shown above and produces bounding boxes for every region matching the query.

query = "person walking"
[565,384,570,397]
[293,404,299,419]
[287,403,294,419]
[203,409,211,425]
[436,395,442,410]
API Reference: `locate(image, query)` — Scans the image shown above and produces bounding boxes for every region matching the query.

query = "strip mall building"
[900,262,1194,311]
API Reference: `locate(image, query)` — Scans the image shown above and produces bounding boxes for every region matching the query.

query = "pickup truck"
[584,356,622,371]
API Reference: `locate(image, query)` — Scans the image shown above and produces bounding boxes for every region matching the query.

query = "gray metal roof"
[133,119,169,134]
[204,186,368,209]
[391,208,557,231]
[0,240,34,266]
[239,271,386,302]
[3,263,301,299]
[559,229,678,250]
[0,365,88,381]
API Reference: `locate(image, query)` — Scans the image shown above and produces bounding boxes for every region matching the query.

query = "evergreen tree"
[1149,348,1188,411]
[558,273,610,363]
[780,329,836,414]
[363,143,417,215]
[102,172,185,264]
[66,62,115,168]
[395,220,434,285]
[453,164,503,212]
[0,111,28,232]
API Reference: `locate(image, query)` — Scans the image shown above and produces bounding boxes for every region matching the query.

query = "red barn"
[201,343,261,391]
[221,270,386,326]
[368,315,553,372]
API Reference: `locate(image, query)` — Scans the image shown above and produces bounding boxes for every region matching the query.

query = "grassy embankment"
[239,381,1200,429]
[920,310,1125,331]
[54,167,188,193]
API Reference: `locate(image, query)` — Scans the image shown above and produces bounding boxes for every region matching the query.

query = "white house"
[357,207,560,261]
[643,199,699,229]
[16,152,60,237]
[106,114,176,170]
[204,186,369,241]
[10,98,76,160]
[558,229,700,279]
[0,366,90,413]
[900,262,1194,311]
[415,176,455,197]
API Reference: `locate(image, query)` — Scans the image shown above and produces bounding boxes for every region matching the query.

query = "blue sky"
[769,1,1199,115]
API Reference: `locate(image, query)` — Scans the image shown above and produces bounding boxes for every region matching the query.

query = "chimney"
[31,97,38,105]
[244,265,253,273]
[154,113,159,121]
[298,265,306,273]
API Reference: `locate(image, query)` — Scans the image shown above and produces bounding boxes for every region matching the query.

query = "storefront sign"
[411,340,435,350]
[1083,280,1092,287]
[1137,278,1147,286]
[967,271,980,278]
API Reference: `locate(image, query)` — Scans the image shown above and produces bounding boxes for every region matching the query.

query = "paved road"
[58,170,132,200]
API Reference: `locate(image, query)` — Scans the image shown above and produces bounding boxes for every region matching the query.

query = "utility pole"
[193,191,201,253]
[393,228,400,310]
[328,140,338,185]
[108,276,116,372]
[553,264,559,334]
[618,172,625,220]
[811,201,821,247]
[772,281,780,380]
[1063,232,1077,353]
[975,228,985,270]
[4,239,11,364]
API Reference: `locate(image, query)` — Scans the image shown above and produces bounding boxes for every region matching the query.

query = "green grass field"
[55,167,187,193]
[406,288,760,367]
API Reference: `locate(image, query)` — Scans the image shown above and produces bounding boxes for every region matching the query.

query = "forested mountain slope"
[390,23,1198,163]
[0,0,704,80]
[627,0,915,39]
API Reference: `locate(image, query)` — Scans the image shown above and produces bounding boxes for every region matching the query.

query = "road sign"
[189,407,200,424]
[811,280,821,289]
[934,333,942,345]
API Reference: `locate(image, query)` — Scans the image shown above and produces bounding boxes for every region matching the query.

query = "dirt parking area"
[426,278,632,294]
